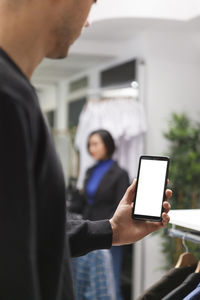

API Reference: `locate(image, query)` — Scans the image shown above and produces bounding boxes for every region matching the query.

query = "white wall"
[36,82,70,185]
[142,30,200,155]
[145,59,200,155]
[37,85,56,112]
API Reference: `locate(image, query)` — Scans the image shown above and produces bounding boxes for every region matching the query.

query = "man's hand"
[109,179,172,246]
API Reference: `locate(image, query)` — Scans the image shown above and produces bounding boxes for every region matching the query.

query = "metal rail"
[165,227,200,245]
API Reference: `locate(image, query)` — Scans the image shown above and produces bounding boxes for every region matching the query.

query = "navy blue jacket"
[71,162,130,221]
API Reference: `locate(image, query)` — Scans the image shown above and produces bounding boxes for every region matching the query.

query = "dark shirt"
[162,273,200,300]
[0,48,112,300]
[183,283,200,300]
[137,265,197,300]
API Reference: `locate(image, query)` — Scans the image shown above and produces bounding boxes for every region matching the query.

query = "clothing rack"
[165,227,200,245]
[166,209,200,245]
[87,84,139,100]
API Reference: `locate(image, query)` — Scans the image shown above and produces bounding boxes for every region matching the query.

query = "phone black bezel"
[132,155,170,222]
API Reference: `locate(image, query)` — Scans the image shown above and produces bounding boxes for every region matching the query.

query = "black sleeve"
[67,219,113,257]
[0,96,39,299]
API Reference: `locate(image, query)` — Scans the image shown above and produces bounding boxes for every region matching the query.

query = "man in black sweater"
[0,1,172,299]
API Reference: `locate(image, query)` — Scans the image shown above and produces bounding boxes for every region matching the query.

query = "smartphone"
[132,155,170,222]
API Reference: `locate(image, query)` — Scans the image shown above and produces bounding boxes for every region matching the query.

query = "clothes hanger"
[175,235,197,268]
[195,261,200,273]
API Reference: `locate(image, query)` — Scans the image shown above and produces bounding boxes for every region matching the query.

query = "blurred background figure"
[70,129,130,300]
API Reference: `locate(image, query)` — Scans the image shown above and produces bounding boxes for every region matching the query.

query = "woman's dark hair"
[87,129,116,158]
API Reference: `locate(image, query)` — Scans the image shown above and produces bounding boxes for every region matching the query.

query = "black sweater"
[0,48,112,300]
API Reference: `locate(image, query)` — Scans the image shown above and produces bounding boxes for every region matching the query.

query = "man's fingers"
[165,189,172,200]
[162,212,170,227]
[165,188,172,198]
[148,212,170,232]
[163,201,171,214]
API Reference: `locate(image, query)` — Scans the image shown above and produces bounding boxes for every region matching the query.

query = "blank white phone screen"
[134,159,168,217]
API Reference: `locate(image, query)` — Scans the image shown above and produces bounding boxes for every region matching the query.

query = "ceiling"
[32,52,114,85]
[32,16,200,87]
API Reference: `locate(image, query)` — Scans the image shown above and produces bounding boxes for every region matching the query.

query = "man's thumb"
[124,179,137,204]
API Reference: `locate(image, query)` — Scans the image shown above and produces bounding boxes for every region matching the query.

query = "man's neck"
[0,44,43,80]
[0,6,48,79]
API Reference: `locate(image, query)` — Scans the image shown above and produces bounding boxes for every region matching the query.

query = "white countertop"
[169,209,200,232]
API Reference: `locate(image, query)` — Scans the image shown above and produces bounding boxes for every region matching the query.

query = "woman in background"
[71,129,130,300]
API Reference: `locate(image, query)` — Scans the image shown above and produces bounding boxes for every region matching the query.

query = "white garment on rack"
[114,134,145,180]
[75,98,147,189]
